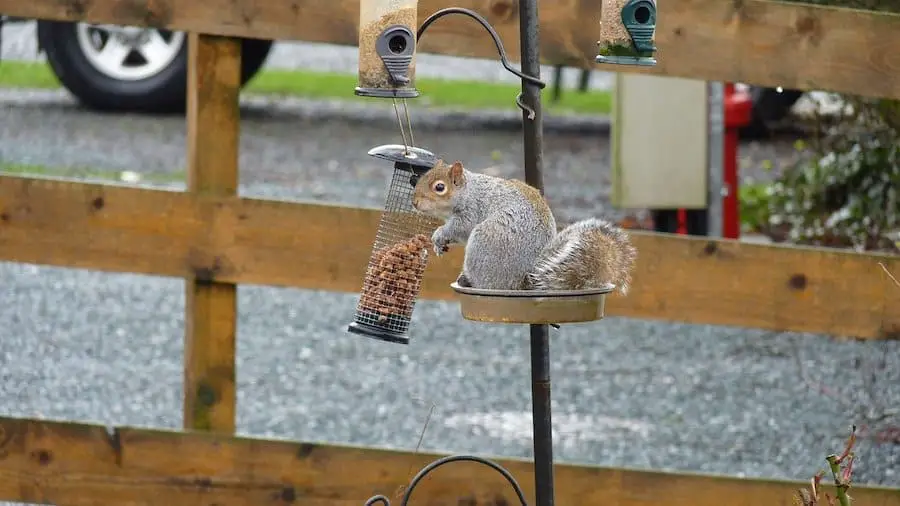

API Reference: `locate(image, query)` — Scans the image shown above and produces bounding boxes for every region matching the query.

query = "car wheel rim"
[75,23,185,81]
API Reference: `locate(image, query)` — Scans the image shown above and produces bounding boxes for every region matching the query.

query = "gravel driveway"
[1,22,898,490]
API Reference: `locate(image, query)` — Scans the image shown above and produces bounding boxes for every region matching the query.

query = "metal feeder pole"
[516,1,555,506]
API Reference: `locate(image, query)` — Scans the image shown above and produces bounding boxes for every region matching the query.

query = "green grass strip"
[0,60,611,115]
[0,162,182,183]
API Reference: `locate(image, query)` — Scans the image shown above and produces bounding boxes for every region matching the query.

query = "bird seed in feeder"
[597,0,657,63]
[358,8,418,90]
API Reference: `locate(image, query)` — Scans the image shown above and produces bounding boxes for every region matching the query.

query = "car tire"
[37,20,273,113]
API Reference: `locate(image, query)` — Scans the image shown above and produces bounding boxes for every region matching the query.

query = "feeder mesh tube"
[353,167,441,336]
[358,0,418,90]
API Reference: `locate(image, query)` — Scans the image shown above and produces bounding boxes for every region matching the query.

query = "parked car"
[738,85,805,138]
[3,17,274,112]
[2,17,805,129]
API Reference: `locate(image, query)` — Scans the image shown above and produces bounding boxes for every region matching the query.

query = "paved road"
[1,22,898,489]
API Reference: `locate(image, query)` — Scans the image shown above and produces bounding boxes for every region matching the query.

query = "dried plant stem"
[879,262,900,289]
[394,402,436,498]
[791,336,855,411]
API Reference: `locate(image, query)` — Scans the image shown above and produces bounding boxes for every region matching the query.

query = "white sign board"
[611,73,709,209]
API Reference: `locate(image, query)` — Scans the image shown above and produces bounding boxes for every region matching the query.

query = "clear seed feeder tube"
[596,0,657,66]
[356,0,420,98]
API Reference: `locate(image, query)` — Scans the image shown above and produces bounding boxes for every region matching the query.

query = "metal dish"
[449,282,615,324]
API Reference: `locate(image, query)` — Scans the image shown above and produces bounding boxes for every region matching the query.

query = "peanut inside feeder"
[356,0,419,98]
[596,0,657,66]
[348,145,442,344]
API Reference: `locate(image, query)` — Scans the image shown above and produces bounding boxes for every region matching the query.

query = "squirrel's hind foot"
[455,273,473,287]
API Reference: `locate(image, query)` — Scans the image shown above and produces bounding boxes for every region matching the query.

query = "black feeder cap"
[368,144,438,186]
[368,144,437,173]
[354,87,420,99]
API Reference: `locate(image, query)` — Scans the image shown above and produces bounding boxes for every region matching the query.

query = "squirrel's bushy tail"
[526,218,637,295]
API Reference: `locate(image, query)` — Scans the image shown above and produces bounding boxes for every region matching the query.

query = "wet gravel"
[1,23,899,490]
[3,263,899,488]
[0,88,798,225]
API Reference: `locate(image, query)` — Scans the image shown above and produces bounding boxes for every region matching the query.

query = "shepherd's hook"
[362,454,530,506]
[417,7,545,120]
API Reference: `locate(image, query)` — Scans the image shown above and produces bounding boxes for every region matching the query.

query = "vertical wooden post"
[551,65,563,103]
[183,33,241,433]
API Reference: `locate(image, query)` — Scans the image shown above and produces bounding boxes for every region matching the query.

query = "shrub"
[760,94,900,252]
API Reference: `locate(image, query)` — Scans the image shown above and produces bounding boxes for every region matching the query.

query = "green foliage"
[738,181,772,232]
[741,95,900,252]
[738,1,900,251]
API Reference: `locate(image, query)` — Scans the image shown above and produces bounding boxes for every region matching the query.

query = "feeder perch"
[450,283,615,324]
[356,0,420,98]
[347,144,442,345]
[596,0,657,66]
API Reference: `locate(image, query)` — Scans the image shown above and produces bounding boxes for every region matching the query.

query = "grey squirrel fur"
[412,159,637,294]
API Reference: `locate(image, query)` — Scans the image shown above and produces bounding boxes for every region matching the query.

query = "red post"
[723,83,753,239]
[667,83,751,237]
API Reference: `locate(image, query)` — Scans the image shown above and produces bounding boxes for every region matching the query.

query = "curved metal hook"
[364,495,391,506]
[363,454,530,506]
[417,7,545,89]
[515,93,535,120]
[417,7,546,118]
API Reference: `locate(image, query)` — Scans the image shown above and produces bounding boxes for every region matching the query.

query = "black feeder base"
[347,311,412,345]
[354,87,420,99]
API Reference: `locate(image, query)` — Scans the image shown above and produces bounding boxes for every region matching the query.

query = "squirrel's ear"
[449,161,464,186]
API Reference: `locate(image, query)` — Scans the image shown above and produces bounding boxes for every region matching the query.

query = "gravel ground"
[3,264,899,487]
[0,88,797,224]
[1,21,899,491]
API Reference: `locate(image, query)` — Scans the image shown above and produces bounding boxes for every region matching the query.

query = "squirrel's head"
[412,159,465,219]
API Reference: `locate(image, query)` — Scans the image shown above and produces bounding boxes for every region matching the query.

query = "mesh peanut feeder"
[347,145,441,345]
[355,0,419,98]
[596,0,657,66]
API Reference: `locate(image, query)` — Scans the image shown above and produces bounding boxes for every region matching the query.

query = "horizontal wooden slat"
[0,174,376,290]
[0,416,897,506]
[0,0,898,100]
[1,175,899,339]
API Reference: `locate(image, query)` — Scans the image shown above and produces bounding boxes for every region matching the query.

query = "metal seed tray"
[450,282,615,324]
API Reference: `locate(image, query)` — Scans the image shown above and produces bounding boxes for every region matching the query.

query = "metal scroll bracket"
[416,7,547,120]
[363,454,530,506]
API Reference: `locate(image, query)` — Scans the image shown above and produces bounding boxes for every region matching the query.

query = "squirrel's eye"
[432,182,447,194]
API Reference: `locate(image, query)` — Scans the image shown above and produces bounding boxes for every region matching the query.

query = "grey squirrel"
[412,159,637,294]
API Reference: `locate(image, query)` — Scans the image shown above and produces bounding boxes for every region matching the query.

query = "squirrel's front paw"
[431,228,451,256]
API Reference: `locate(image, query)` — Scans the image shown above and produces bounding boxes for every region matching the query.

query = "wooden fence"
[0,0,899,505]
